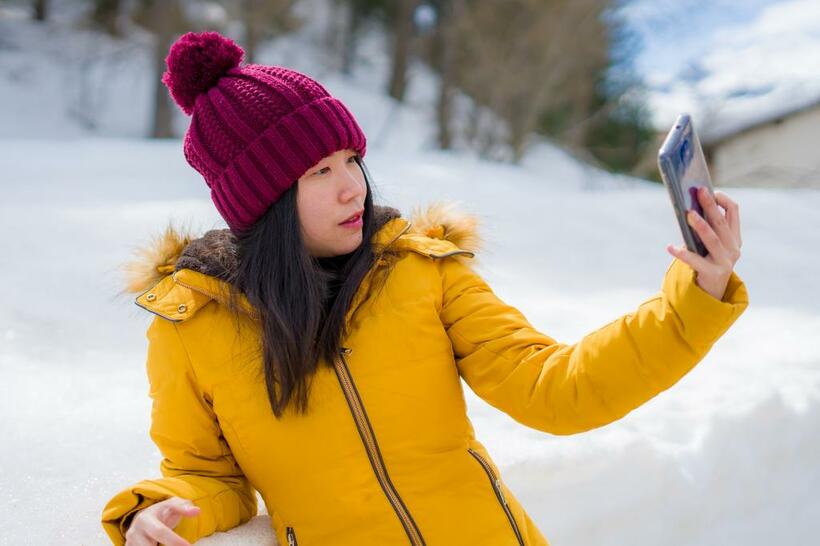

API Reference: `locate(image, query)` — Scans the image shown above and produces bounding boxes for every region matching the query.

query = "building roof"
[702,95,820,147]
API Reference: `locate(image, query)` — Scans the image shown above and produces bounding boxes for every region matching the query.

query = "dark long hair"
[223,156,387,418]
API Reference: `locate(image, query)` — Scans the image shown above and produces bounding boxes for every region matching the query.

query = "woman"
[101,31,748,546]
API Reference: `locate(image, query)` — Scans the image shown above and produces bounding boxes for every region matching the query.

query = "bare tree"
[429,0,465,149]
[32,0,48,21]
[131,0,190,138]
[131,0,239,138]
[235,0,302,63]
[326,0,381,76]
[338,0,363,75]
[151,0,179,138]
[421,0,611,163]
[386,0,421,101]
[92,0,122,37]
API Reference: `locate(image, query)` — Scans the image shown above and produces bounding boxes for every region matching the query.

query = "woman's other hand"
[666,187,743,301]
[124,496,200,546]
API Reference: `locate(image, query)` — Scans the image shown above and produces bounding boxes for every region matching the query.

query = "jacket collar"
[123,201,482,320]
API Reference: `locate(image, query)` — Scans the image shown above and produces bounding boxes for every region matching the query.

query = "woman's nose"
[340,170,364,198]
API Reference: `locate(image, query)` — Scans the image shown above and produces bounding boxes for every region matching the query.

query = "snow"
[2,3,820,545]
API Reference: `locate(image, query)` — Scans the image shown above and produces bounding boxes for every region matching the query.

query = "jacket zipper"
[467,448,526,546]
[334,347,426,545]
[286,526,298,546]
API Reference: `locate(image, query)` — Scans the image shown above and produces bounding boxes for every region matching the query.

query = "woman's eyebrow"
[313,153,357,172]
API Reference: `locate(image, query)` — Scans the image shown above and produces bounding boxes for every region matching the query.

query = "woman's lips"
[339,209,364,224]
[340,211,364,228]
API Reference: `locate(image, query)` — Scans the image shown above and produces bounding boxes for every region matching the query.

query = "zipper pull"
[495,478,508,505]
[286,526,297,546]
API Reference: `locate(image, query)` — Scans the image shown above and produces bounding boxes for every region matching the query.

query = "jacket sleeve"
[439,256,749,435]
[101,316,257,545]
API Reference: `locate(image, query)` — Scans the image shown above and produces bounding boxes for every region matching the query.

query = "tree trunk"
[434,0,463,150]
[241,0,259,63]
[150,0,176,138]
[387,0,419,101]
[340,0,362,76]
[244,20,259,63]
[434,47,454,149]
[92,0,122,37]
[33,0,48,21]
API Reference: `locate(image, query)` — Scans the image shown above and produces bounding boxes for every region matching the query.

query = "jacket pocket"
[467,448,526,546]
[286,525,299,546]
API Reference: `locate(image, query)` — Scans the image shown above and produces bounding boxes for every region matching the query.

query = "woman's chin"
[341,234,363,254]
[326,231,363,256]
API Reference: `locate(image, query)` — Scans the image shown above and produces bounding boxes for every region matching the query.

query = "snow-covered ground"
[2,3,819,545]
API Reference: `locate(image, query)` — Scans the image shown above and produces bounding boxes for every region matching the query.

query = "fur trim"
[121,201,481,294]
[121,222,197,295]
[174,228,238,283]
[409,200,482,257]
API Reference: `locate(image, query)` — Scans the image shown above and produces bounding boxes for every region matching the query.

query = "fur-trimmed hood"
[122,201,483,296]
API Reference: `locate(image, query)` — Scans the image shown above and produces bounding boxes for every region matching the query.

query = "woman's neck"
[317,252,351,271]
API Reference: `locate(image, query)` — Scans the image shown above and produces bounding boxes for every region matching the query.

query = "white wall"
[710,106,820,188]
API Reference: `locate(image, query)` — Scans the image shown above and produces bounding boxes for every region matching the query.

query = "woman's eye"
[314,156,358,175]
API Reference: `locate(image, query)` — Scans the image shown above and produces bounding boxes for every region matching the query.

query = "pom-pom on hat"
[162,31,367,235]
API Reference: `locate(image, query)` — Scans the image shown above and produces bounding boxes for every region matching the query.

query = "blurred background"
[0,0,818,544]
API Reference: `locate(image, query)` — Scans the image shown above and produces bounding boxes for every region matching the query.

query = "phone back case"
[658,113,715,257]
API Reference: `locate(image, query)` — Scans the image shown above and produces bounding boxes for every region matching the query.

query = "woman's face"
[296,148,367,258]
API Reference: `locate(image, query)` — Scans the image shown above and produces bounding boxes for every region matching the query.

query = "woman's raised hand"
[124,496,200,546]
[666,187,743,301]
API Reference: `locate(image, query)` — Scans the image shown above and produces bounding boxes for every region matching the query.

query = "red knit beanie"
[162,31,368,235]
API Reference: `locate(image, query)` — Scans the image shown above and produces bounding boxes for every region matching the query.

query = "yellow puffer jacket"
[101,202,749,545]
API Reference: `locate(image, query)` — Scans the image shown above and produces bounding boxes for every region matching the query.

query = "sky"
[623,0,779,81]
[620,0,820,137]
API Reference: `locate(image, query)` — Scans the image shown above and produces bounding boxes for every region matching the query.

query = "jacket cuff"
[101,480,179,545]
[661,257,749,350]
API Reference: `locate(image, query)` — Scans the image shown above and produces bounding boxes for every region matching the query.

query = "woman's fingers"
[127,517,192,546]
[687,208,728,262]
[667,187,742,300]
[695,187,733,255]
[152,499,200,545]
[144,516,193,546]
[125,497,199,546]
[158,497,201,527]
[123,529,154,546]
[713,190,742,249]
[666,242,710,271]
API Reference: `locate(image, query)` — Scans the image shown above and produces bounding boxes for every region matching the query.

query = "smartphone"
[658,113,715,257]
